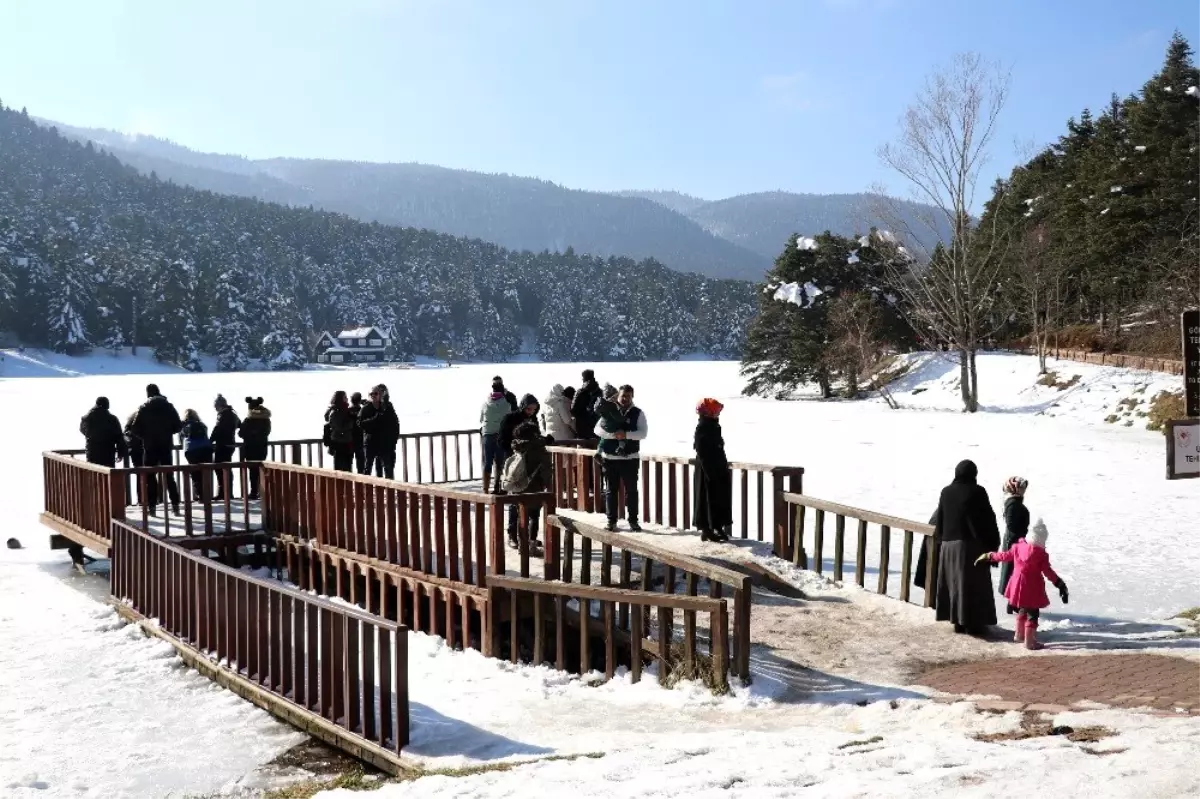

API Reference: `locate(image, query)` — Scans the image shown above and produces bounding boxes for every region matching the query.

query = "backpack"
[501,450,541,494]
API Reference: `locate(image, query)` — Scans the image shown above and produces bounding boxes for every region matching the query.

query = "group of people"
[321,385,401,478]
[79,385,272,513]
[478,369,734,550]
[924,463,1069,649]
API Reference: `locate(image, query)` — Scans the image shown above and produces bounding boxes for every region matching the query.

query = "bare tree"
[874,52,1012,412]
[1012,223,1067,374]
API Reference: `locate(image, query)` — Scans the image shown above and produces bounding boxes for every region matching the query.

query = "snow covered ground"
[1,351,1195,797]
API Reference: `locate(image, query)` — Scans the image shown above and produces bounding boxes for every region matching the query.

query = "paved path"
[917,653,1200,714]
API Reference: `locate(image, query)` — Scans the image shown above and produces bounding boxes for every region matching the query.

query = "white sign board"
[1167,420,1200,479]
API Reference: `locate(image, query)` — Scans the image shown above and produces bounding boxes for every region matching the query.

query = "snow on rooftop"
[337,326,382,338]
[795,236,818,251]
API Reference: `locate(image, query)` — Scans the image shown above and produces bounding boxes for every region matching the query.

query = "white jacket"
[539,384,576,441]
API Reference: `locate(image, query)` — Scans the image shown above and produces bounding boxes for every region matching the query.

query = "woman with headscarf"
[693,398,732,542]
[998,476,1031,623]
[931,459,1001,634]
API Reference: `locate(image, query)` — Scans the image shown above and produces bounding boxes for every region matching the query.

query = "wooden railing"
[543,516,752,682]
[261,462,553,586]
[548,447,804,542]
[487,575,731,690]
[110,520,410,765]
[42,451,125,551]
[779,493,936,605]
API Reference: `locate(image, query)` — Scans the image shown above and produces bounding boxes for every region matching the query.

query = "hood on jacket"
[544,384,568,404]
[247,406,272,419]
[953,459,978,484]
[518,393,539,411]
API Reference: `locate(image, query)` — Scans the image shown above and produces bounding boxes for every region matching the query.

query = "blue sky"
[1,0,1196,201]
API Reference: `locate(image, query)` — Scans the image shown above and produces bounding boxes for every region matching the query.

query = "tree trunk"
[958,348,971,412]
[967,348,980,413]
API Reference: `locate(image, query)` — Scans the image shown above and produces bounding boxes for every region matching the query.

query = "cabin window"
[368,338,382,346]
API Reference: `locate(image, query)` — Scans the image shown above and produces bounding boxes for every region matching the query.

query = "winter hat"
[245,396,264,409]
[214,394,228,410]
[582,369,595,382]
[563,386,576,400]
[696,398,724,417]
[1027,518,1049,548]
[146,383,161,398]
[96,396,110,410]
[491,377,505,392]
[953,460,978,483]
[1002,476,1029,496]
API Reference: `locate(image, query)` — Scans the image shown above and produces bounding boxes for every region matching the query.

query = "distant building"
[314,326,393,364]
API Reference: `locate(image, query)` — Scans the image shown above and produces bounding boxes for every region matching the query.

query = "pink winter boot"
[1014,614,1027,643]
[1024,620,1045,651]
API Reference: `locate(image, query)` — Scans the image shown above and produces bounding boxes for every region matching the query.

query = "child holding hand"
[975,519,1068,650]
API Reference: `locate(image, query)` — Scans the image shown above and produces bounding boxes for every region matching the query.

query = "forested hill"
[683,191,953,260]
[0,105,755,369]
[40,121,770,282]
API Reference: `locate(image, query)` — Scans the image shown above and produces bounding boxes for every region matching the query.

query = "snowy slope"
[0,353,1195,796]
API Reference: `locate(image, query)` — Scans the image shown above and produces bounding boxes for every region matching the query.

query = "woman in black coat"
[931,459,1000,634]
[238,397,272,500]
[693,398,733,542]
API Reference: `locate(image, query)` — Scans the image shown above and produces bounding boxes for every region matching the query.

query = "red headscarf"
[696,398,724,417]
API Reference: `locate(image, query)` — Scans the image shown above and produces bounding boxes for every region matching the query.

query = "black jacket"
[324,404,356,447]
[500,394,540,454]
[931,461,1000,550]
[502,389,518,413]
[80,406,127,465]
[349,400,365,448]
[131,395,183,452]
[238,406,272,459]
[124,413,143,460]
[358,400,400,450]
[210,407,240,449]
[571,379,602,438]
[1002,496,1030,547]
[693,416,732,530]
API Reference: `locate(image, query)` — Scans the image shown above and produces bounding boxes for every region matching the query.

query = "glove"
[1055,579,1069,604]
[974,552,993,566]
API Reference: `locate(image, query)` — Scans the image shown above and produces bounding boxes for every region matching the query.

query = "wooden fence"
[779,493,936,605]
[110,520,410,771]
[548,447,804,543]
[487,575,730,689]
[544,515,752,682]
[1048,348,1183,375]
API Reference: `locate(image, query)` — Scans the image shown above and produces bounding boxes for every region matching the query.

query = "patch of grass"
[1146,390,1185,432]
[1037,371,1082,391]
[660,643,730,695]
[837,735,884,750]
[1104,414,1120,424]
[1174,607,1200,621]
[973,711,1116,745]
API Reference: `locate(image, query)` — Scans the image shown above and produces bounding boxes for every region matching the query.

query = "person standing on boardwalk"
[76,396,126,567]
[179,409,214,500]
[124,411,144,502]
[359,384,400,479]
[210,395,239,500]
[131,383,183,515]
[349,391,368,474]
[931,459,1000,635]
[596,385,647,532]
[998,476,1031,610]
[571,369,602,440]
[238,397,272,500]
[324,391,357,472]
[80,397,127,467]
[479,384,511,493]
[501,419,552,552]
[693,398,732,542]
[539,383,576,441]
[499,393,541,468]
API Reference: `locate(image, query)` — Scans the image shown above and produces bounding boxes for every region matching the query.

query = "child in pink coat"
[975,519,1069,650]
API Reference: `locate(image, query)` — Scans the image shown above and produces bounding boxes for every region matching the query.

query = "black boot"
[628,521,642,532]
[604,520,618,532]
[700,529,717,542]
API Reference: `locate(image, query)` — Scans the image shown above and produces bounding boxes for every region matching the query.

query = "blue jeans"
[482,433,501,472]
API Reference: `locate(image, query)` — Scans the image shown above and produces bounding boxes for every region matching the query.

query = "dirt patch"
[974,711,1115,745]
[1036,371,1082,391]
[1146,390,1185,431]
